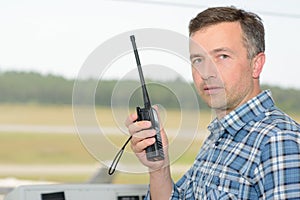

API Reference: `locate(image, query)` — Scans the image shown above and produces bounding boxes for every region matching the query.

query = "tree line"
[1,71,300,114]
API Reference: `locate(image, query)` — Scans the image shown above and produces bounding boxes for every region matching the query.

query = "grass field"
[0,132,202,184]
[0,104,299,184]
[0,104,211,184]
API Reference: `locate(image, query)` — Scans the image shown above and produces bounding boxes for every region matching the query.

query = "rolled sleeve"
[169,181,182,199]
[143,181,182,200]
[143,187,150,200]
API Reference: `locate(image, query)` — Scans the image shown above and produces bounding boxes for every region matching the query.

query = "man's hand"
[124,106,169,171]
[125,106,173,199]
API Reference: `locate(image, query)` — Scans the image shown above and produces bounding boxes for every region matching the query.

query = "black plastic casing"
[136,106,164,161]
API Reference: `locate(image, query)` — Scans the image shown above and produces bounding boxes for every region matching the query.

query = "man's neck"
[215,87,262,120]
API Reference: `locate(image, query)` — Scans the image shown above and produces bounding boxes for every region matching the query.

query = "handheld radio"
[108,35,164,175]
[130,35,164,161]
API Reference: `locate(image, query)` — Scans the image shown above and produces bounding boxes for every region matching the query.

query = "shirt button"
[214,177,220,186]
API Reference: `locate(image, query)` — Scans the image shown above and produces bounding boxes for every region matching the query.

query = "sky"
[1,0,300,89]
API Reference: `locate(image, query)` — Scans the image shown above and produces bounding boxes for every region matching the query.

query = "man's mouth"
[203,85,224,95]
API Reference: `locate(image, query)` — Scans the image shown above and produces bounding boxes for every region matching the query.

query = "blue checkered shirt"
[146,90,300,199]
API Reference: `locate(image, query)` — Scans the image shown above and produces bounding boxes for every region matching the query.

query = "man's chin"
[206,101,228,111]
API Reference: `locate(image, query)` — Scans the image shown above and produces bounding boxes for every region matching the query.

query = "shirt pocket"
[205,175,240,200]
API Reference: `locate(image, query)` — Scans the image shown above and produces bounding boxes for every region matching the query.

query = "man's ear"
[252,52,265,79]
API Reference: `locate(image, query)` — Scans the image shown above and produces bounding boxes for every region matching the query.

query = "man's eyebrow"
[210,47,234,54]
[190,47,234,60]
[190,53,204,60]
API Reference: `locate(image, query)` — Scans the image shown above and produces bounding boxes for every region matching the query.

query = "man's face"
[190,22,256,116]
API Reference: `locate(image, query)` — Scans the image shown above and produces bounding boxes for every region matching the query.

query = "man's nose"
[198,59,217,80]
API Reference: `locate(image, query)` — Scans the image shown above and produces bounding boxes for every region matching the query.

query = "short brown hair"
[189,6,265,59]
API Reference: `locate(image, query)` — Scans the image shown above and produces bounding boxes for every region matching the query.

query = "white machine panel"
[4,184,148,200]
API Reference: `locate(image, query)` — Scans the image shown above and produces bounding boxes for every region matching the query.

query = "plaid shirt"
[146,90,300,199]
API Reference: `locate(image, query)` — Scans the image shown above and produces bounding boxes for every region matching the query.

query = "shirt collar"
[208,90,275,137]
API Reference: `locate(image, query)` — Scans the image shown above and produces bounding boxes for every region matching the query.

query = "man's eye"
[192,58,202,65]
[219,54,229,59]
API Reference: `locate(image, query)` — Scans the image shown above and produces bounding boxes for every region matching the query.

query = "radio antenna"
[130,35,151,109]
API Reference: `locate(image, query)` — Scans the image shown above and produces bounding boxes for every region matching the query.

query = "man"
[125,6,300,199]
